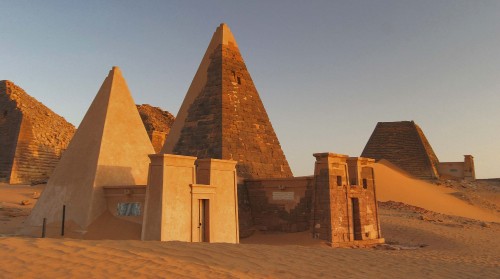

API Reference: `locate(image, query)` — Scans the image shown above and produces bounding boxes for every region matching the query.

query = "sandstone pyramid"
[361,121,440,179]
[0,81,75,184]
[136,104,175,153]
[26,67,154,233]
[163,23,292,179]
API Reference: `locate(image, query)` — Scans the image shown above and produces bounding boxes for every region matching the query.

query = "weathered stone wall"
[136,104,175,153]
[438,155,476,181]
[463,155,475,180]
[311,153,350,242]
[172,29,293,180]
[438,162,465,180]
[347,158,380,241]
[0,80,75,184]
[361,121,440,179]
[245,176,314,232]
[312,153,382,246]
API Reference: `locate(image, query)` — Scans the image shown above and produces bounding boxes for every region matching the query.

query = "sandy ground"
[0,183,44,235]
[1,166,499,279]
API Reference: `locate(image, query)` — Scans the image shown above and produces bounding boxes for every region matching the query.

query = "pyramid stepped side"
[26,67,154,231]
[0,82,22,182]
[162,24,229,154]
[220,38,292,179]
[136,104,175,153]
[171,41,224,159]
[413,123,440,175]
[361,121,439,179]
[165,23,292,179]
[0,81,75,184]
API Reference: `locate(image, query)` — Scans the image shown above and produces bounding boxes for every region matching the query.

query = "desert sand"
[1,165,499,279]
[374,160,500,222]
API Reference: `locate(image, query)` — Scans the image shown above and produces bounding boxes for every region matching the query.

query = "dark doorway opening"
[351,198,362,240]
[199,199,210,242]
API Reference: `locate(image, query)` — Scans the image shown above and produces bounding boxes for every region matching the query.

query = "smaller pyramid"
[26,67,154,234]
[361,121,440,179]
[0,81,75,184]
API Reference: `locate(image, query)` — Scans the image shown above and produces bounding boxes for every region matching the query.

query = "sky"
[1,0,499,178]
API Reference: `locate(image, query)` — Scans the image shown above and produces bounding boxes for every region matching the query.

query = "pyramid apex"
[109,66,122,75]
[214,23,238,48]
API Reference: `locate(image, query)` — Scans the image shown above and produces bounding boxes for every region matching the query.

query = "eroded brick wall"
[0,80,75,184]
[361,121,440,179]
[245,177,314,232]
[312,153,382,245]
[312,154,350,242]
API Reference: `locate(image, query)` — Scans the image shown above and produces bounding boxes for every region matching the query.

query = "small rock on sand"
[20,200,31,206]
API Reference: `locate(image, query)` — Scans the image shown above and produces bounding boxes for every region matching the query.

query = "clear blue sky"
[1,0,499,178]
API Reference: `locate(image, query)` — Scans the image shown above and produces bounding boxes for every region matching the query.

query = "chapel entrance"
[198,199,210,242]
[351,198,362,240]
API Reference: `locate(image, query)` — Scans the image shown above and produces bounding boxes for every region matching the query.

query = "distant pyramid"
[136,104,175,153]
[163,23,292,179]
[26,67,154,232]
[361,121,440,179]
[0,80,75,184]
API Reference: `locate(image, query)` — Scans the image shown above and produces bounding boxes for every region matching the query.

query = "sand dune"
[1,178,499,278]
[1,226,499,279]
[373,161,500,222]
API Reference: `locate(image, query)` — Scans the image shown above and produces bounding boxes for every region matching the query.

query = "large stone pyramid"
[163,23,292,179]
[0,81,75,184]
[26,67,154,233]
[361,121,440,179]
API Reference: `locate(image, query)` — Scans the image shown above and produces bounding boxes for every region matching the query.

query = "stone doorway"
[198,199,210,242]
[351,198,362,240]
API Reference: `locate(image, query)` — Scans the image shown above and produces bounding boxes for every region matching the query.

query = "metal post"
[42,218,46,238]
[61,205,66,236]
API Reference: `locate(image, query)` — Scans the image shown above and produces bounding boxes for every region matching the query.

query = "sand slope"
[0,229,499,279]
[1,179,499,278]
[373,161,500,222]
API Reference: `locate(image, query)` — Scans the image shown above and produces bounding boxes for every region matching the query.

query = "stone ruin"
[245,154,383,247]
[23,23,384,247]
[136,104,175,153]
[362,121,475,181]
[0,80,75,184]
[161,24,383,246]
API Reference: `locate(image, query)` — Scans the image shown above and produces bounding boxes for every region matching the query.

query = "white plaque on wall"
[272,191,294,201]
